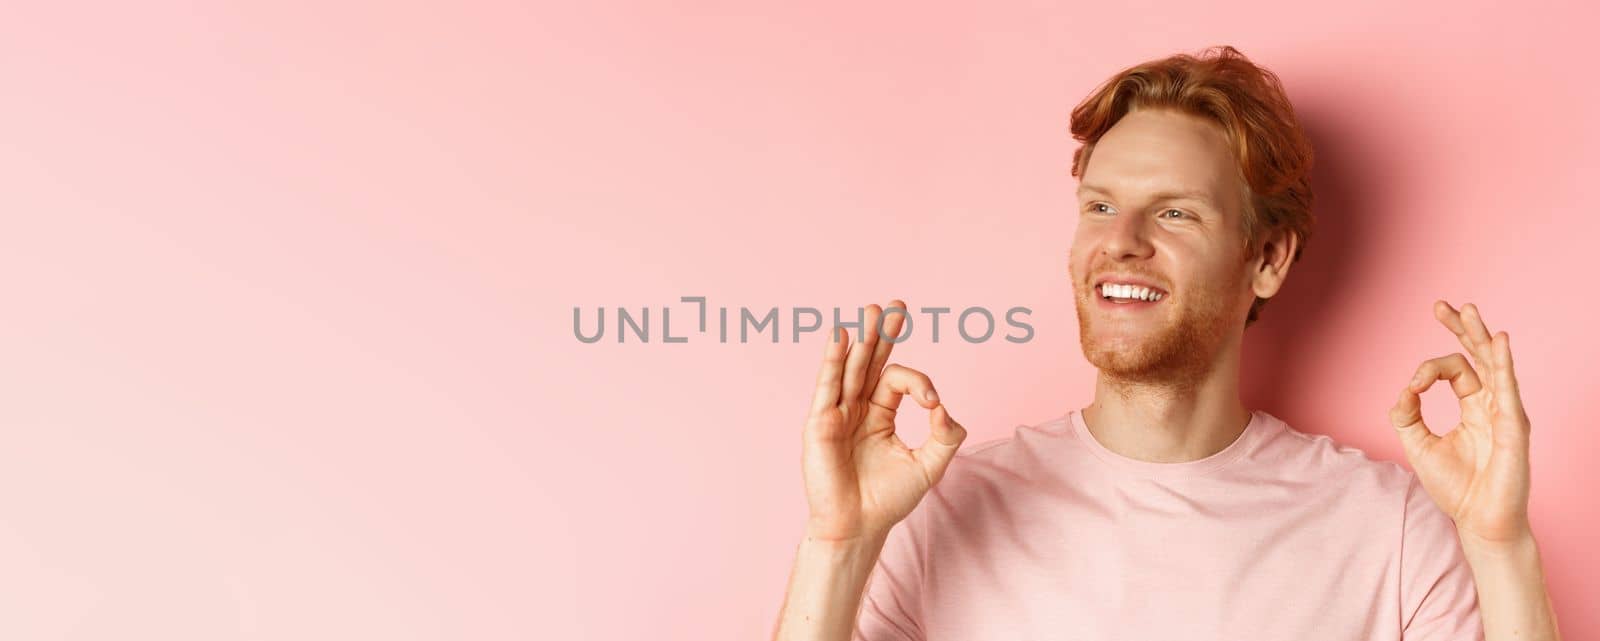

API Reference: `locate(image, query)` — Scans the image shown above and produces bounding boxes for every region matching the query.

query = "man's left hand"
[1389,300,1533,546]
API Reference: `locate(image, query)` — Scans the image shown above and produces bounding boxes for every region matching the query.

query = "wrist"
[1452,524,1562,641]
[802,525,891,552]
[793,528,891,587]
[1458,524,1540,564]
[804,515,893,546]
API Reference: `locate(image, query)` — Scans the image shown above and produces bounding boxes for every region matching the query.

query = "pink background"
[2,1,1596,639]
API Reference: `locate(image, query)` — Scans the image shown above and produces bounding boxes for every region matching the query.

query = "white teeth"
[1100,283,1163,301]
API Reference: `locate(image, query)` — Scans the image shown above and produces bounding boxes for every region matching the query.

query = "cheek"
[1186,259,1246,295]
[1067,231,1093,266]
[1067,244,1092,283]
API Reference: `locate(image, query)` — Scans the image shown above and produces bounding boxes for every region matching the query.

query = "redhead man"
[772,46,1561,641]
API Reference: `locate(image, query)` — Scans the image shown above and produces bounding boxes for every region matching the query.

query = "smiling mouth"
[1097,282,1167,303]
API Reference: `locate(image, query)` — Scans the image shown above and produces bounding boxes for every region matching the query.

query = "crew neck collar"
[1067,407,1275,478]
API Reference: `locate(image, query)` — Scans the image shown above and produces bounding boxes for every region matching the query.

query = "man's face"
[1068,108,1256,384]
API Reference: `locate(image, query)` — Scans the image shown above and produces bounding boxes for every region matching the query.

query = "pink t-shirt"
[855,408,1483,641]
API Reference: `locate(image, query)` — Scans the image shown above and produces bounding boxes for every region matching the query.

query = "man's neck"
[1080,362,1251,464]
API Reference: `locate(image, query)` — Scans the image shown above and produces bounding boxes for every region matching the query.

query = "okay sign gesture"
[800,300,967,543]
[1389,300,1534,546]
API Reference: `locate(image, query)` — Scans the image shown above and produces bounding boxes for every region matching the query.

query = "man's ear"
[1251,227,1299,300]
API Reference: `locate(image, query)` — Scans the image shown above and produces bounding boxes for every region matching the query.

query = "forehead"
[1077,108,1241,205]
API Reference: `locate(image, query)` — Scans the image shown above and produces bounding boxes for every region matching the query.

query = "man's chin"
[1081,321,1171,350]
[1083,342,1159,372]
[1079,323,1192,377]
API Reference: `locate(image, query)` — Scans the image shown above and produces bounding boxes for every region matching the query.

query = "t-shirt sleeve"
[1399,474,1485,641]
[852,504,929,641]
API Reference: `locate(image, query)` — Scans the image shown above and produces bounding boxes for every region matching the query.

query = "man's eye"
[1089,203,1114,214]
[1160,208,1188,219]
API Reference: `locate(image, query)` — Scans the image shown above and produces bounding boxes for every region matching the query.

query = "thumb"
[1389,384,1439,462]
[916,404,968,486]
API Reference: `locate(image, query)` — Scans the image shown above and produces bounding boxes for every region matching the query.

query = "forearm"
[773,529,891,641]
[1459,528,1561,641]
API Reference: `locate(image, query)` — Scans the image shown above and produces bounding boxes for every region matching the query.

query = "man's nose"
[1101,209,1155,259]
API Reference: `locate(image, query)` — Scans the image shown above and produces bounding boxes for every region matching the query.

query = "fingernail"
[925,388,938,402]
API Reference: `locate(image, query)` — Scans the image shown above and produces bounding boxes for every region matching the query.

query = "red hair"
[1069,45,1315,327]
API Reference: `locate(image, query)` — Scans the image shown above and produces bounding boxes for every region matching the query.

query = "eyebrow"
[1076,184,1217,208]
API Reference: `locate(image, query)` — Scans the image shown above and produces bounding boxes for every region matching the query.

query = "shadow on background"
[1239,96,1391,431]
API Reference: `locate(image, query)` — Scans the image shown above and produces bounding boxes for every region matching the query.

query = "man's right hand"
[801,299,968,543]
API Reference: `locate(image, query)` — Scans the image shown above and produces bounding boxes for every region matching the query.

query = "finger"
[1434,300,1491,375]
[870,363,940,413]
[1390,379,1441,463]
[1461,302,1500,375]
[913,404,968,486]
[862,299,909,398]
[1408,353,1483,400]
[808,326,850,418]
[839,304,883,406]
[1433,299,1468,336]
[1492,331,1530,426]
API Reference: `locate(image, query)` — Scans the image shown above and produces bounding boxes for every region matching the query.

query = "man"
[772,46,1562,640]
